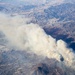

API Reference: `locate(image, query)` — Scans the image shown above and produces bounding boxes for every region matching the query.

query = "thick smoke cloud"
[0,13,75,74]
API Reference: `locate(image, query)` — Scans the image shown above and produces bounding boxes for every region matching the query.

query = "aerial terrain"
[0,0,75,75]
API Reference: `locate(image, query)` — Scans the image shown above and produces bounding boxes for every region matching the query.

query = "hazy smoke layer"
[0,13,75,74]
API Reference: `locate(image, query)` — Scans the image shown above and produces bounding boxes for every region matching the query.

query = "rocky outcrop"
[31,61,64,75]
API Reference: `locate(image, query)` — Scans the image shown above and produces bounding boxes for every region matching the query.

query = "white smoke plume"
[0,13,75,74]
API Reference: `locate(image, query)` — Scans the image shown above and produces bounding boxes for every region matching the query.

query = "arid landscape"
[0,0,75,75]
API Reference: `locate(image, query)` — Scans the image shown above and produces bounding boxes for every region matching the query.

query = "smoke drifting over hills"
[0,13,75,75]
